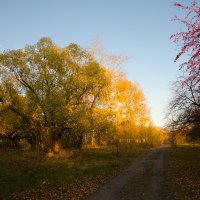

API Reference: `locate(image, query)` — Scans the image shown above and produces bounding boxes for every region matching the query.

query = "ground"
[0,146,147,200]
[167,144,200,200]
[1,144,199,200]
[85,145,173,200]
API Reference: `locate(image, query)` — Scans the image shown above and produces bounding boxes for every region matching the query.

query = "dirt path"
[84,146,173,200]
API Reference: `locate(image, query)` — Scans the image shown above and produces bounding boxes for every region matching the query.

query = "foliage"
[0,37,160,151]
[0,38,111,150]
[171,1,200,89]
[168,1,200,140]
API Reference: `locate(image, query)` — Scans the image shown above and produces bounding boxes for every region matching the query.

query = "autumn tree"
[108,73,151,147]
[0,37,157,151]
[168,0,200,140]
[0,38,111,151]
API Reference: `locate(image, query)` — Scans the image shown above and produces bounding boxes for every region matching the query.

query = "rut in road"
[84,146,173,200]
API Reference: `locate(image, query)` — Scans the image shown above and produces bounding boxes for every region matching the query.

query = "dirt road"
[84,146,173,200]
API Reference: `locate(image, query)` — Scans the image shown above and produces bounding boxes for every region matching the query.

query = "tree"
[110,76,151,146]
[168,1,200,140]
[88,37,128,70]
[166,75,200,139]
[0,38,111,150]
[0,37,156,151]
[171,1,200,90]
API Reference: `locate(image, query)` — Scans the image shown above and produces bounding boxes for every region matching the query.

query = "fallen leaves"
[7,173,117,200]
[167,145,200,200]
[0,147,147,200]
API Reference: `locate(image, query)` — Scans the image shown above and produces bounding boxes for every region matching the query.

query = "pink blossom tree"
[171,0,200,92]
[168,1,200,139]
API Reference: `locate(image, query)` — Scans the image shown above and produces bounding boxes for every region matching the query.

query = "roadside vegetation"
[0,38,164,152]
[0,37,166,200]
[167,1,200,144]
[0,146,148,199]
[167,2,200,198]
[167,144,200,200]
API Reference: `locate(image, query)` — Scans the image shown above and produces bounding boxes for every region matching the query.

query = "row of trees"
[167,1,200,142]
[0,38,162,152]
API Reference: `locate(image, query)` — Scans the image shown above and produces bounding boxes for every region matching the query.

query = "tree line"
[0,38,163,152]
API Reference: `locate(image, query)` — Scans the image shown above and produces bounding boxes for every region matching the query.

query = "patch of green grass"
[0,146,147,199]
[167,144,200,200]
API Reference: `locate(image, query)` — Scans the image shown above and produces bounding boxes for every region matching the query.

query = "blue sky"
[0,0,188,126]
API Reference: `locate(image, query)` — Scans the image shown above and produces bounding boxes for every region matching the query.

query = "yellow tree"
[110,75,150,146]
[0,38,112,150]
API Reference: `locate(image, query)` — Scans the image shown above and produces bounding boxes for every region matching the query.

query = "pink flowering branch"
[172,1,200,93]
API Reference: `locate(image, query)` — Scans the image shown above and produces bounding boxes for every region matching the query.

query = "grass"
[167,144,200,200]
[0,146,148,200]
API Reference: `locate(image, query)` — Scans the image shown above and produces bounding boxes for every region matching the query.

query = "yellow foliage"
[0,37,157,150]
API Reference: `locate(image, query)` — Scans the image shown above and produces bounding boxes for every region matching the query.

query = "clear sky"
[0,0,187,127]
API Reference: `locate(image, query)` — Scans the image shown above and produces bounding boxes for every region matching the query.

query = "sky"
[0,0,188,127]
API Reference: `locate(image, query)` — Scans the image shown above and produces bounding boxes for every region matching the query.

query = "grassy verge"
[0,146,148,200]
[167,144,200,200]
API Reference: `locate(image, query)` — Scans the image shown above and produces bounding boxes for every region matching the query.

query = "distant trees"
[0,37,161,151]
[168,1,200,141]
